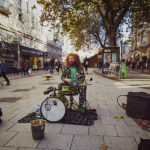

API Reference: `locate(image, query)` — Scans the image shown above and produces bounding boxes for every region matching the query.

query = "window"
[31,10,35,28]
[0,0,4,7]
[18,0,22,20]
[26,2,29,13]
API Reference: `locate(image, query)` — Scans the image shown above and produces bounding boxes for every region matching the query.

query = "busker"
[60,53,86,112]
[0,55,10,85]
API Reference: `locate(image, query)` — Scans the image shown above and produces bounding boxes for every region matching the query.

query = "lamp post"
[120,40,123,62]
[13,34,22,70]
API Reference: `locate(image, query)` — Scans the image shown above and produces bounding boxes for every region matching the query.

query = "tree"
[37,0,150,50]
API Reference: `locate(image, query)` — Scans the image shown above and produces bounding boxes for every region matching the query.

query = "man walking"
[0,55,10,85]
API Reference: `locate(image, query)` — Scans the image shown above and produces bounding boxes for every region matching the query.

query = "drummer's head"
[65,53,82,68]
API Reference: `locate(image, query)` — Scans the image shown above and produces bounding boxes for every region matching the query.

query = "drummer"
[61,53,86,112]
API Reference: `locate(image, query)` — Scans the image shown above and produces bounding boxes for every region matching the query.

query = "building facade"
[130,23,150,63]
[0,0,62,73]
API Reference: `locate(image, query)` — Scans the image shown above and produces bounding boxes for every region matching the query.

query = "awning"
[20,46,45,57]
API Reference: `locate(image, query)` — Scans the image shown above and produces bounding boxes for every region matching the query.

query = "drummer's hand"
[65,78,72,83]
[73,83,78,87]
[81,82,87,86]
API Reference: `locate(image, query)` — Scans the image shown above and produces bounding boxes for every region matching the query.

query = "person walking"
[55,58,61,74]
[0,55,10,85]
[141,61,144,72]
[49,58,55,74]
[24,59,30,75]
[83,57,89,74]
[20,58,25,76]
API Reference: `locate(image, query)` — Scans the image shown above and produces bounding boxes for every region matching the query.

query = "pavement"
[0,68,150,150]
[95,68,150,89]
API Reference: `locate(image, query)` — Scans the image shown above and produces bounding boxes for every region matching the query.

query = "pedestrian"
[20,58,25,76]
[24,59,30,75]
[60,53,86,112]
[0,55,10,85]
[126,60,130,73]
[98,60,102,70]
[44,61,48,71]
[49,58,55,74]
[55,58,61,74]
[83,57,89,74]
[147,59,150,71]
[141,61,144,72]
[13,60,19,75]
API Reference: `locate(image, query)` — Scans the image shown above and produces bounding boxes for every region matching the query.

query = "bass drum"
[40,97,66,122]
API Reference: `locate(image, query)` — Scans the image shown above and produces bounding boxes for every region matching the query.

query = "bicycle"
[40,76,97,123]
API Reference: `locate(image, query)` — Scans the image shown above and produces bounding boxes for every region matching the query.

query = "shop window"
[0,0,4,7]
[0,0,11,16]
[26,2,29,13]
[18,0,22,21]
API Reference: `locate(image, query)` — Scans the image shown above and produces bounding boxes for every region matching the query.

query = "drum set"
[40,77,94,123]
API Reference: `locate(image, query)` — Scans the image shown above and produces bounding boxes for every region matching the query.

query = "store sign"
[12,34,22,42]
[21,47,44,56]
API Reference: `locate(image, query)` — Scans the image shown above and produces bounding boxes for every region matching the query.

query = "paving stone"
[38,134,73,150]
[61,124,88,135]
[89,121,117,136]
[115,125,148,138]
[18,148,45,150]
[0,147,18,150]
[0,132,17,146]
[6,132,39,148]
[101,115,126,125]
[0,114,27,132]
[71,135,103,150]
[8,123,31,132]
[104,136,138,150]
[45,123,63,134]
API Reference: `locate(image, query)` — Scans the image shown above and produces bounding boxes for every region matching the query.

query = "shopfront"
[20,46,45,70]
[0,41,18,73]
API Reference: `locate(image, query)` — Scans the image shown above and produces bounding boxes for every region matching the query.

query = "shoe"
[6,82,10,85]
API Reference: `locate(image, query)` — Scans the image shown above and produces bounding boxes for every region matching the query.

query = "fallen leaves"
[100,144,107,150]
[114,115,123,119]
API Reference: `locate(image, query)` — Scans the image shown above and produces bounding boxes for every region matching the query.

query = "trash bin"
[31,119,46,140]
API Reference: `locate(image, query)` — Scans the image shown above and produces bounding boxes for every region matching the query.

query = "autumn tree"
[37,0,150,50]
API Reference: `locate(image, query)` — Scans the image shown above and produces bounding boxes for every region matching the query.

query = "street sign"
[12,34,22,42]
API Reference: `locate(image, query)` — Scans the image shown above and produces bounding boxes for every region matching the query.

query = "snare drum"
[58,83,78,95]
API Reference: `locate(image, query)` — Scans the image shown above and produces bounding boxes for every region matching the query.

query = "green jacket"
[61,65,85,84]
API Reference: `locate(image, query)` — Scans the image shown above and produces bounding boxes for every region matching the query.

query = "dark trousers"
[79,85,87,107]
[50,66,54,74]
[0,72,10,84]
[56,67,60,73]
[21,68,25,75]
[84,65,88,72]
[14,67,19,75]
